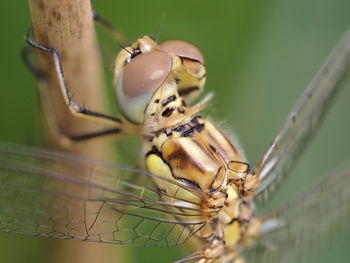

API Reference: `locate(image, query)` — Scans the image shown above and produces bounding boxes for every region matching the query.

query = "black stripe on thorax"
[146,145,162,157]
[170,115,205,137]
[162,95,176,107]
[162,106,175,117]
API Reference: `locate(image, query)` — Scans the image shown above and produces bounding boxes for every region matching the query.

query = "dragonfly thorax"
[143,112,260,257]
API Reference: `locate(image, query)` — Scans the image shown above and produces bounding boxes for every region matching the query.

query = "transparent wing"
[254,27,350,199]
[245,160,350,263]
[0,141,214,247]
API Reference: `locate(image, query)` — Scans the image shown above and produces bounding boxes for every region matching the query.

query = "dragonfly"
[1,9,350,263]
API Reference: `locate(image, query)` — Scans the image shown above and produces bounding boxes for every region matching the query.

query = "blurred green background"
[0,0,350,262]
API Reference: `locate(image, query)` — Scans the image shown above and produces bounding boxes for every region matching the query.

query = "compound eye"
[123,51,171,97]
[158,40,204,64]
[115,51,172,124]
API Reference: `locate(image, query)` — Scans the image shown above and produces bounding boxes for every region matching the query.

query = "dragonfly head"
[113,36,206,125]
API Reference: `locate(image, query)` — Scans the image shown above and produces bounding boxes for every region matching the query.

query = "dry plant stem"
[27,0,126,262]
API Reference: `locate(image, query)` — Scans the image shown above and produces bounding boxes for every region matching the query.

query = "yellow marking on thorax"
[224,220,241,247]
[146,154,201,205]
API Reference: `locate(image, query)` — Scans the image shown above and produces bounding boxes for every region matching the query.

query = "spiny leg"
[25,31,138,143]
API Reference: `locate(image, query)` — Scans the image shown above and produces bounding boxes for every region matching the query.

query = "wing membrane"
[254,28,350,199]
[0,141,213,246]
[245,160,350,263]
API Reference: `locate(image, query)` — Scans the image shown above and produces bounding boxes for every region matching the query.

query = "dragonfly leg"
[24,30,138,144]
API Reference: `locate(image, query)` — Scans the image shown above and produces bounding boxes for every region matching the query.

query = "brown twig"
[27,0,126,262]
